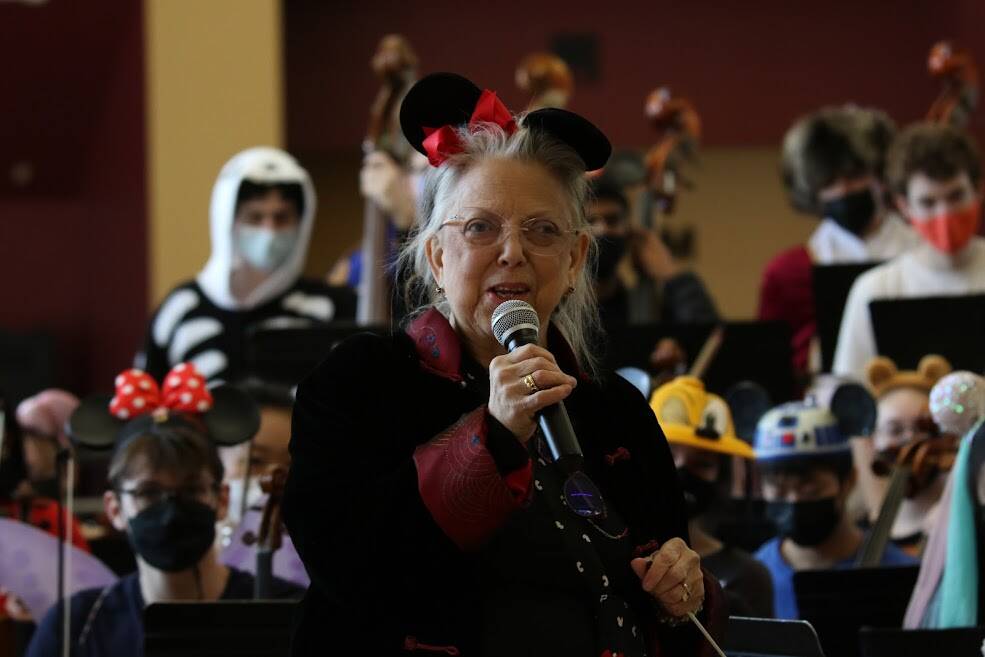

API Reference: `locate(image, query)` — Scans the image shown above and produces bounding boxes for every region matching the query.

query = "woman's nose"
[497,228,527,266]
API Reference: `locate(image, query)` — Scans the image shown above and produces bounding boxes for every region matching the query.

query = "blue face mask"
[235,225,298,271]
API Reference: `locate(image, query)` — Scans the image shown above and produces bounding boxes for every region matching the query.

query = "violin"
[358,34,417,326]
[515,52,574,111]
[251,466,289,599]
[926,41,979,129]
[641,87,701,227]
[855,429,959,567]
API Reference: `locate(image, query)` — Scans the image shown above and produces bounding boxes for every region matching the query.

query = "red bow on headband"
[421,89,517,167]
[108,363,213,421]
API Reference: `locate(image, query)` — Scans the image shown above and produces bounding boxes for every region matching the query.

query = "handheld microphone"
[491,300,584,473]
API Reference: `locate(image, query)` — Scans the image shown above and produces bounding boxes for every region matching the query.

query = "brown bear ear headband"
[399,72,611,170]
[67,363,259,452]
[866,354,953,398]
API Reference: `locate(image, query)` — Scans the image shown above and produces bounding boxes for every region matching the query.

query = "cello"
[642,87,701,226]
[515,52,574,111]
[249,466,289,599]
[926,40,979,129]
[357,34,417,326]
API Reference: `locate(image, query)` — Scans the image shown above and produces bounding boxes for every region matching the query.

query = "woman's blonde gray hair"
[398,119,603,376]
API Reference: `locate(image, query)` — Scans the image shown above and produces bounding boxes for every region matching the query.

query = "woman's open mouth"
[488,284,531,301]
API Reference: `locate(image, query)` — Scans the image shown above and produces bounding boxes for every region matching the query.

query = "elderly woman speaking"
[284,73,722,657]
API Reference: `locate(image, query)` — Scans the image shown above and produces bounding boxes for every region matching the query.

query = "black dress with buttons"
[284,311,705,657]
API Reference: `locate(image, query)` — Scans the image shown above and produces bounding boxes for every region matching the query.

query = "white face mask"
[235,225,298,271]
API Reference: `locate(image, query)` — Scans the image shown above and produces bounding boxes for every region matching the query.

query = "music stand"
[794,565,919,657]
[245,323,387,387]
[144,600,297,657]
[602,321,795,404]
[859,626,985,657]
[724,616,825,657]
[869,294,985,372]
[812,262,881,373]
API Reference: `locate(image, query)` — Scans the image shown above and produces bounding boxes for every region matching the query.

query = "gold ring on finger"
[522,373,540,394]
[681,582,691,602]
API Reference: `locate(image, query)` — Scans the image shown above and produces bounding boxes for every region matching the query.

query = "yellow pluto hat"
[649,376,754,458]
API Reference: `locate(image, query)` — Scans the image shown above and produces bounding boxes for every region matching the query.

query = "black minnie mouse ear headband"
[67,364,260,452]
[399,72,611,171]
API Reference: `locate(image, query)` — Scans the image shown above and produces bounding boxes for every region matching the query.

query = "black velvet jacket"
[283,308,722,656]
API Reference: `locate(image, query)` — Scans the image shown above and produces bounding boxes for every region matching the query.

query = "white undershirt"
[808,214,920,264]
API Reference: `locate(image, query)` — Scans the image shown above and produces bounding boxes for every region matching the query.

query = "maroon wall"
[0,1,146,395]
[286,0,970,154]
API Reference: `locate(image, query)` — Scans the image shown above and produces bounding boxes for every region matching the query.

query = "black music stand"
[602,321,795,403]
[144,600,297,657]
[245,323,387,387]
[812,262,880,373]
[794,565,919,657]
[869,294,985,373]
[724,616,825,657]
[859,626,985,657]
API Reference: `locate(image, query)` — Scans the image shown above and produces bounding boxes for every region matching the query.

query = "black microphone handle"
[504,331,584,473]
[537,401,583,474]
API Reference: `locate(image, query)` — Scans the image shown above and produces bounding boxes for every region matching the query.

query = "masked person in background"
[218,383,293,536]
[752,397,916,620]
[588,178,718,328]
[25,365,302,657]
[833,123,985,379]
[137,147,356,384]
[759,107,918,380]
[651,377,774,617]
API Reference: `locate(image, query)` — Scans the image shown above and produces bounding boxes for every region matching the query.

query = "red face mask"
[910,199,982,254]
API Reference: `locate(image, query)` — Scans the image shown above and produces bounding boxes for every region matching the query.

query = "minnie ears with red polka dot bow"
[67,363,260,451]
[399,72,611,170]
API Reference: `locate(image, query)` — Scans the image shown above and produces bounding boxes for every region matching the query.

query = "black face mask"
[127,498,217,572]
[765,497,841,547]
[595,235,627,281]
[677,467,718,519]
[822,188,877,237]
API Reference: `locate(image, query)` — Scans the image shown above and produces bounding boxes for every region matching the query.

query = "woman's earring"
[435,286,445,296]
[567,286,575,295]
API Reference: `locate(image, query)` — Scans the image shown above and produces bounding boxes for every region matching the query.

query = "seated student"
[651,377,774,617]
[833,123,985,379]
[759,106,917,378]
[137,147,356,384]
[13,390,80,501]
[25,365,301,657]
[859,355,951,556]
[752,398,916,620]
[588,178,718,327]
[218,382,293,535]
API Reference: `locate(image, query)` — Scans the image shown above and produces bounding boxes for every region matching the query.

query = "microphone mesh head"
[491,300,540,346]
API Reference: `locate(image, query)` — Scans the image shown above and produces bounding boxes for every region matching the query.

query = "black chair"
[859,626,985,657]
[725,616,825,657]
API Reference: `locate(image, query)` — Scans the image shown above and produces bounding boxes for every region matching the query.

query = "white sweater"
[832,237,985,380]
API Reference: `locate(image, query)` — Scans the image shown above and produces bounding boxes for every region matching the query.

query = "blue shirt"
[25,568,301,657]
[754,536,917,620]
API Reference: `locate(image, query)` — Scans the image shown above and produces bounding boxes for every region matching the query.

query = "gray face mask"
[235,226,298,271]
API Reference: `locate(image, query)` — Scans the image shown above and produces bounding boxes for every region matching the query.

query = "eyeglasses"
[439,211,578,257]
[119,483,219,511]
